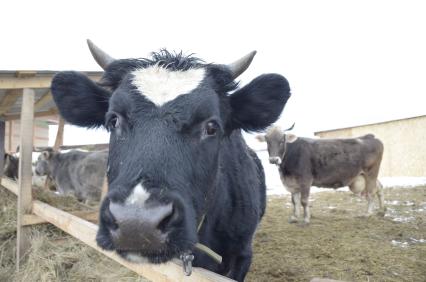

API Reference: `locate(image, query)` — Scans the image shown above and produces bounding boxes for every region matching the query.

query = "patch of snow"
[385,200,400,205]
[391,240,409,248]
[391,238,425,248]
[391,216,415,223]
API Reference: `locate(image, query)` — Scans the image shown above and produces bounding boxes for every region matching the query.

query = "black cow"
[50,40,291,281]
[3,153,19,180]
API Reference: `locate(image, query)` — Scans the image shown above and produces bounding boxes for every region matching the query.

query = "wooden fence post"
[0,121,5,178]
[53,117,64,150]
[16,88,35,270]
[101,175,108,200]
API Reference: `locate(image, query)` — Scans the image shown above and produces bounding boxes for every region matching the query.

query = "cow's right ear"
[51,71,111,128]
[286,134,298,143]
[255,134,266,142]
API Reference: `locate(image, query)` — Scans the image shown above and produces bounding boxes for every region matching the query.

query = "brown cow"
[258,126,384,224]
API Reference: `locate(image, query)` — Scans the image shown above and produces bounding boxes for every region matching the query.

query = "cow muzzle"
[269,156,282,165]
[108,201,175,251]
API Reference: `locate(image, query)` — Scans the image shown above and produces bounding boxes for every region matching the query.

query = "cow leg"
[376,179,386,215]
[301,188,311,224]
[228,247,252,282]
[365,178,377,215]
[289,192,301,223]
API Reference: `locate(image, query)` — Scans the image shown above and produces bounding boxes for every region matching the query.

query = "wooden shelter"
[0,71,233,281]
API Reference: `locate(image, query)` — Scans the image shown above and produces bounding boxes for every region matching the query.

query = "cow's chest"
[279,170,300,193]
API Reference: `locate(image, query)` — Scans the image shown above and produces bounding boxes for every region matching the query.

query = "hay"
[32,187,98,212]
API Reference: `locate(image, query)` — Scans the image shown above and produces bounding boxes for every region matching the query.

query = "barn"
[314,115,426,178]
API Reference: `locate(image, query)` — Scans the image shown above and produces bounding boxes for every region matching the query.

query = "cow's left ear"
[227,74,291,132]
[51,71,111,128]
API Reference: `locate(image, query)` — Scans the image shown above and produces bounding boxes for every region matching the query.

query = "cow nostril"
[157,204,176,231]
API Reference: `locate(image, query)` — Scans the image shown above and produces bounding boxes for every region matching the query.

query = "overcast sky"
[2,0,425,145]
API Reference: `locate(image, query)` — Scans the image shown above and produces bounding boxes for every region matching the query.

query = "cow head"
[34,149,55,176]
[257,124,297,165]
[51,40,291,264]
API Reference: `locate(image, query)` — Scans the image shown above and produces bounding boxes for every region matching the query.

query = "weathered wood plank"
[32,200,234,282]
[101,176,108,201]
[0,121,5,178]
[4,108,58,121]
[34,90,52,111]
[0,89,21,115]
[0,74,102,89]
[22,211,99,226]
[16,88,35,270]
[1,177,18,194]
[53,117,64,150]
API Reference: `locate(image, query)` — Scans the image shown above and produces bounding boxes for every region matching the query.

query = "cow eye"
[205,121,218,136]
[106,113,121,131]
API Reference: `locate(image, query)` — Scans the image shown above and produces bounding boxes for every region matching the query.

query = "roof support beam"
[4,108,58,121]
[0,74,102,89]
[0,89,21,115]
[34,90,52,111]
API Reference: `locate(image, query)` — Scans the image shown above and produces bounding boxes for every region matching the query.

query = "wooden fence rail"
[1,178,234,282]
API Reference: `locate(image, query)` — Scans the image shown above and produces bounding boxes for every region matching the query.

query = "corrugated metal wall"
[315,115,426,177]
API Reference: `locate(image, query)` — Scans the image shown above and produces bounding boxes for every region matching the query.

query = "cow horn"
[227,51,257,79]
[284,123,295,132]
[87,39,115,70]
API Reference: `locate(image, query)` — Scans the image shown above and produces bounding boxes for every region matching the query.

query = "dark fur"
[35,150,108,202]
[51,50,290,281]
[3,153,19,180]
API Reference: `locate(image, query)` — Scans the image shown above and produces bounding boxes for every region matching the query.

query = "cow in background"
[3,152,55,190]
[3,153,19,180]
[35,149,108,203]
[258,126,384,224]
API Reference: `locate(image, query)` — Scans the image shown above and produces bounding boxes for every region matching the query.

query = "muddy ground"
[1,186,425,281]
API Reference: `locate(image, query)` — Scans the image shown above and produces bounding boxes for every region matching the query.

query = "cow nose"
[269,157,281,165]
[108,202,174,251]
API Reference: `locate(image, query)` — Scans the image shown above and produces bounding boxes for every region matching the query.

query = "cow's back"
[53,150,107,201]
[282,135,383,188]
[73,150,108,201]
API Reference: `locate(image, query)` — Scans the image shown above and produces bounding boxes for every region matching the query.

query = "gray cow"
[258,126,384,224]
[35,149,108,202]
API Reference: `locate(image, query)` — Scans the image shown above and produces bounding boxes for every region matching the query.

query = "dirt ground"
[1,186,425,281]
[247,186,426,282]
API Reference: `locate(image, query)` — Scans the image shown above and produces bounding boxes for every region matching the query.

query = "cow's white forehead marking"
[132,66,205,106]
[126,183,150,206]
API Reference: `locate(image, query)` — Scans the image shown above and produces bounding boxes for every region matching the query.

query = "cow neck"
[194,173,222,264]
